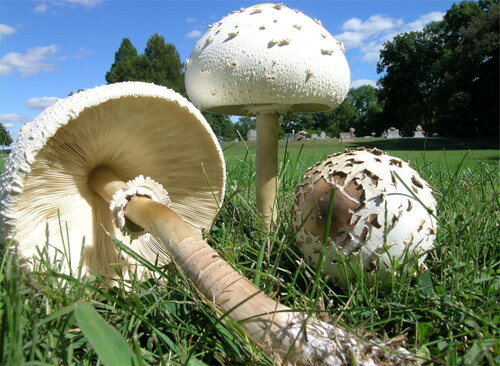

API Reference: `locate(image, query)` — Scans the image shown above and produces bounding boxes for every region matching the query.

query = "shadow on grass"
[347,137,499,151]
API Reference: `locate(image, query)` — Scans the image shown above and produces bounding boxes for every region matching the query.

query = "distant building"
[383,127,401,138]
[340,132,353,140]
[414,125,425,138]
[247,129,257,141]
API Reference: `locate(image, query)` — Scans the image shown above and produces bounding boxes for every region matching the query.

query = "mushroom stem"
[255,112,279,229]
[88,166,414,365]
[88,166,127,203]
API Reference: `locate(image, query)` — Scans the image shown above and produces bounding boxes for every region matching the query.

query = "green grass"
[223,137,499,168]
[1,138,499,365]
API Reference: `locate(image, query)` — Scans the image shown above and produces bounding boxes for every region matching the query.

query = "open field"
[0,137,498,365]
[223,137,499,168]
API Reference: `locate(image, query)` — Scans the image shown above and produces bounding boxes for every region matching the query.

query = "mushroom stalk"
[88,167,414,365]
[255,112,279,229]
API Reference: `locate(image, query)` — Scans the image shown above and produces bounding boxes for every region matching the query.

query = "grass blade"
[74,302,137,366]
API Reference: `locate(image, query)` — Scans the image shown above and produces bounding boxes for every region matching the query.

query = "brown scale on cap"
[302,177,366,240]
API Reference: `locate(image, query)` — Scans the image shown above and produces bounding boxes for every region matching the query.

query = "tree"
[0,123,13,147]
[202,112,236,141]
[105,38,139,84]
[377,1,499,137]
[377,29,443,134]
[278,86,383,138]
[105,34,186,96]
[280,113,314,134]
[435,1,499,136]
[345,85,383,135]
[234,116,256,140]
[141,34,185,95]
[318,101,358,137]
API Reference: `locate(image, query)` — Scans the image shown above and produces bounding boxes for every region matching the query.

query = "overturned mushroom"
[185,3,350,228]
[0,82,226,278]
[293,148,437,287]
[88,168,414,365]
[1,85,413,364]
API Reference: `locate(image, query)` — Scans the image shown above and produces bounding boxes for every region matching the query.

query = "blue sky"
[1,0,456,142]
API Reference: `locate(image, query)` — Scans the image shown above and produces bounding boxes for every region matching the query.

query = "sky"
[1,0,457,143]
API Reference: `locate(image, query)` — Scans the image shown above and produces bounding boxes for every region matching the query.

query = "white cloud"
[34,0,103,12]
[0,44,59,77]
[360,41,385,63]
[25,96,60,109]
[186,29,202,38]
[351,79,377,89]
[58,47,92,61]
[71,47,92,58]
[63,0,103,7]
[336,31,365,48]
[186,17,197,23]
[336,11,444,63]
[34,3,48,12]
[343,15,403,37]
[3,122,14,128]
[404,12,444,32]
[0,24,16,40]
[0,113,26,123]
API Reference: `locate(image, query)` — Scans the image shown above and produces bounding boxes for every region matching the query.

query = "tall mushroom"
[0,82,226,278]
[292,148,438,287]
[185,3,350,228]
[1,84,413,364]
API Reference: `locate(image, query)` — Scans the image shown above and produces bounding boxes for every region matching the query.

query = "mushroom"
[185,3,350,228]
[87,169,414,365]
[292,148,438,287]
[0,82,226,278]
[1,85,414,364]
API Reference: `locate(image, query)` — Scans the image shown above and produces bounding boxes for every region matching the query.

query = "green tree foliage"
[0,123,13,147]
[234,116,256,140]
[202,112,236,142]
[278,85,383,138]
[311,102,358,137]
[435,0,499,136]
[280,113,315,135]
[141,34,185,95]
[344,85,383,135]
[377,0,499,137]
[377,30,443,134]
[113,38,138,64]
[105,34,185,95]
[105,38,139,83]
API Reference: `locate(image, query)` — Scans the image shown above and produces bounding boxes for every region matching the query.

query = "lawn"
[0,137,498,365]
[223,137,499,167]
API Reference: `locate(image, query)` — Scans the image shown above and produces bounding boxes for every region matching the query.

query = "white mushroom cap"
[292,148,437,286]
[0,82,226,278]
[185,3,350,115]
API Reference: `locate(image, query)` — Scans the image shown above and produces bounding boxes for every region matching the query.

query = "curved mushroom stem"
[88,167,414,365]
[256,112,279,230]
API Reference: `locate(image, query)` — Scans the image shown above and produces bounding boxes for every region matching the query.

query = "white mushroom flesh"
[292,148,437,286]
[185,3,350,115]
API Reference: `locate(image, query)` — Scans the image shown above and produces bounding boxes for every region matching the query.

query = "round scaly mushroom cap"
[0,82,226,278]
[292,148,437,286]
[185,3,350,115]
